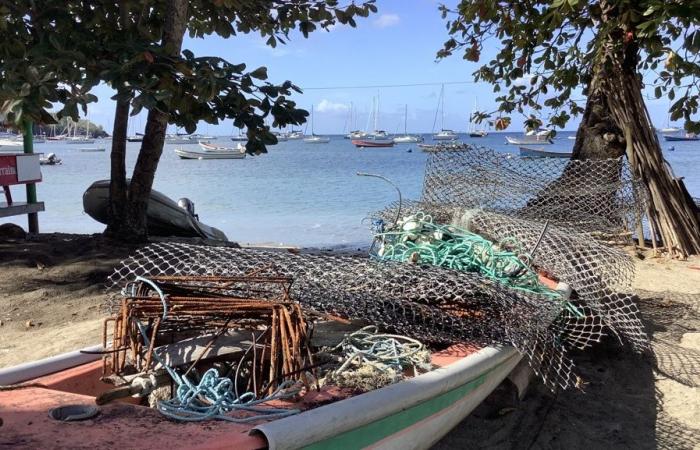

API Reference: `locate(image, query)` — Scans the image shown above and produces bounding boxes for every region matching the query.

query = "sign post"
[23,121,39,233]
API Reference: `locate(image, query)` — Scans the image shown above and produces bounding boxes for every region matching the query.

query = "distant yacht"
[303,105,330,144]
[393,105,423,144]
[467,99,488,138]
[346,130,367,139]
[287,130,304,140]
[432,85,459,140]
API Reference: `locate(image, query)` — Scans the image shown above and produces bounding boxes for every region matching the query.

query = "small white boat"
[287,130,304,140]
[198,141,246,153]
[0,139,22,151]
[166,135,196,145]
[567,136,576,140]
[505,130,554,145]
[433,129,459,140]
[79,147,106,152]
[303,135,331,144]
[175,145,246,160]
[39,153,62,165]
[346,130,367,139]
[468,130,488,138]
[66,137,96,144]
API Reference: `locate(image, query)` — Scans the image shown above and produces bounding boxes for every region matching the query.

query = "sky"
[86,0,677,136]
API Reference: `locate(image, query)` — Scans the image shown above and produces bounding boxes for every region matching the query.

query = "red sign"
[0,155,19,185]
[0,154,41,186]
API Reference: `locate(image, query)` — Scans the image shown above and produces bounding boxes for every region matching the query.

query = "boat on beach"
[518,146,572,158]
[0,329,523,449]
[82,180,228,240]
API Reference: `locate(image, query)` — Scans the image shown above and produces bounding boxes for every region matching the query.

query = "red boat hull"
[352,139,395,148]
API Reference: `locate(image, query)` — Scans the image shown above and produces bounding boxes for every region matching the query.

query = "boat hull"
[352,139,395,148]
[82,180,228,240]
[303,137,331,144]
[663,135,699,141]
[0,344,520,450]
[506,136,553,145]
[518,146,572,158]
[393,135,424,144]
[175,148,246,160]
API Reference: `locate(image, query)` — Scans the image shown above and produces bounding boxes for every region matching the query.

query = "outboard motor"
[177,198,198,220]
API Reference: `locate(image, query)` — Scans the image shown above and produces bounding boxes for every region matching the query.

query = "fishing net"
[420,145,647,236]
[107,242,579,390]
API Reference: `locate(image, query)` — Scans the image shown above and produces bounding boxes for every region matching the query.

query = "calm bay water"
[3,132,698,247]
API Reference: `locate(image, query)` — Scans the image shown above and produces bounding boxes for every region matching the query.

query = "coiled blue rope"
[131,276,301,422]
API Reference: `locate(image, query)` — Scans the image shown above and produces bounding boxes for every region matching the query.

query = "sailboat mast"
[311,104,314,135]
[441,85,445,130]
[374,93,379,131]
[404,104,408,135]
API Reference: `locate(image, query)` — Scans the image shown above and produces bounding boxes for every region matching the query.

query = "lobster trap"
[103,274,314,398]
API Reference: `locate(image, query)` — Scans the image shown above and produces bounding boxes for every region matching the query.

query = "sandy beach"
[1,234,698,448]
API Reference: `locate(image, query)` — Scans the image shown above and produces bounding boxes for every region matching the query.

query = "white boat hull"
[505,136,553,145]
[175,148,246,159]
[303,137,331,144]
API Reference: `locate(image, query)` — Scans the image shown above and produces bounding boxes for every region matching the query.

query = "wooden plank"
[0,202,45,218]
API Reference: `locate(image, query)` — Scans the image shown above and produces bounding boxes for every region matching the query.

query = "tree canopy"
[438,0,700,132]
[1,0,377,153]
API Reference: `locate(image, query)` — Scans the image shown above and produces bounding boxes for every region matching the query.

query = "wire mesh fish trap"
[108,242,581,390]
[421,146,647,237]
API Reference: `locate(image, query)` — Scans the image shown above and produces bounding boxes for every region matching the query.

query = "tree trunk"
[569,13,700,256]
[120,0,189,240]
[105,94,130,238]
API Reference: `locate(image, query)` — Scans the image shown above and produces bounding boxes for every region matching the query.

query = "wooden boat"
[663,134,699,141]
[175,145,246,160]
[352,138,395,148]
[0,338,523,449]
[519,146,572,158]
[82,180,228,240]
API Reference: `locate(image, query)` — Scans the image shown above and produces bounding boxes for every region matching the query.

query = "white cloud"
[513,74,535,87]
[373,14,400,28]
[316,99,350,113]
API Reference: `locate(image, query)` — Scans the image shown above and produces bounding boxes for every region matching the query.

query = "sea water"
[3,132,698,248]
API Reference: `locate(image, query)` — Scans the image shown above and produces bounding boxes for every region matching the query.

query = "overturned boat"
[82,180,227,240]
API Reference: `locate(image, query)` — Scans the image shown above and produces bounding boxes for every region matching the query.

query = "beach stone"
[0,223,26,240]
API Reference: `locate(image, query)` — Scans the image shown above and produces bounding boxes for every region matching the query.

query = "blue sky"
[87,0,677,135]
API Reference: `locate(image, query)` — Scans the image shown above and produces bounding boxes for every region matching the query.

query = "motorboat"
[79,147,106,152]
[303,135,331,144]
[66,137,96,144]
[82,179,228,240]
[166,135,196,145]
[0,139,22,152]
[519,146,572,158]
[433,129,459,140]
[505,130,554,145]
[175,143,246,159]
[39,153,62,165]
[468,130,488,138]
[663,133,699,141]
[127,136,143,142]
[352,138,395,148]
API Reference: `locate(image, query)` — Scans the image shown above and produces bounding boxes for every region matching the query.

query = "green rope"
[373,213,562,301]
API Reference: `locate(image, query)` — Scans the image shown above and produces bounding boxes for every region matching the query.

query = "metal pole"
[23,121,39,233]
